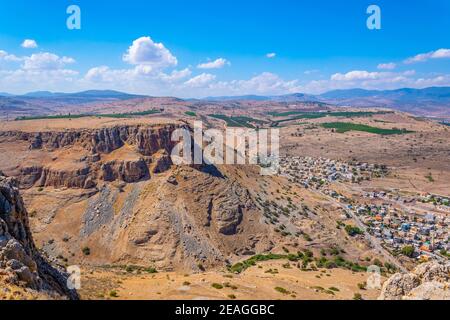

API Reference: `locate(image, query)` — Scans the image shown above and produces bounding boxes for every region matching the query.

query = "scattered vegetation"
[123,265,158,274]
[228,253,288,274]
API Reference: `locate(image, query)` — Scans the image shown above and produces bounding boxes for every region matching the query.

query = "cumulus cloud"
[159,68,191,82]
[2,36,450,97]
[21,39,38,49]
[404,48,450,64]
[266,53,276,58]
[122,36,177,70]
[184,73,216,87]
[331,70,386,81]
[22,53,75,70]
[230,72,300,94]
[0,50,21,62]
[197,58,230,69]
[377,62,396,70]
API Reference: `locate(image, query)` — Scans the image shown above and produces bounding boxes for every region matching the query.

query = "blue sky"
[0,0,449,97]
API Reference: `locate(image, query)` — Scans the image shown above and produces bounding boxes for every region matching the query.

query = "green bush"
[401,245,415,258]
[345,225,363,236]
[82,247,91,256]
[212,283,224,290]
[274,287,290,295]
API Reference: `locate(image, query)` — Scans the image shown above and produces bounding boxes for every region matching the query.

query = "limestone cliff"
[0,173,78,299]
[1,124,183,189]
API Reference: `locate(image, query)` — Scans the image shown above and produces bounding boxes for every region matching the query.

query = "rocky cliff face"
[379,262,449,300]
[0,173,78,299]
[0,124,179,154]
[1,124,183,189]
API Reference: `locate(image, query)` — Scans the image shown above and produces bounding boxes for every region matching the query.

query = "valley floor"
[78,261,382,300]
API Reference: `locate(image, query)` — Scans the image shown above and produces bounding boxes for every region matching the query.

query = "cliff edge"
[0,172,78,300]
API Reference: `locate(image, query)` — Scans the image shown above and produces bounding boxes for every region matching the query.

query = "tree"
[401,245,415,258]
[345,225,363,237]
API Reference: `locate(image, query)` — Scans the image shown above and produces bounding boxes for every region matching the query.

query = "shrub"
[82,247,91,256]
[274,287,290,295]
[109,290,119,298]
[197,263,206,271]
[345,225,363,236]
[212,283,224,290]
[353,293,363,300]
[401,245,415,258]
[145,267,158,274]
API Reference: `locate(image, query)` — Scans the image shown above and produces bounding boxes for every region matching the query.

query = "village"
[278,156,450,263]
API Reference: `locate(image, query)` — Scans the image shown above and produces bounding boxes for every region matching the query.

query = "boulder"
[379,262,449,300]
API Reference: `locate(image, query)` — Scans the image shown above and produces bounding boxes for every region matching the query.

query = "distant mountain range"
[15,90,147,102]
[203,87,450,115]
[204,87,450,103]
[1,87,450,117]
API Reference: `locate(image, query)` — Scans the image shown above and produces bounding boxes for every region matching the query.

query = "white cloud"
[122,36,177,69]
[404,48,450,64]
[22,52,75,70]
[304,69,319,75]
[21,39,38,49]
[266,53,276,59]
[184,73,216,87]
[197,58,230,69]
[0,50,21,62]
[377,62,396,70]
[159,68,191,82]
[331,70,386,81]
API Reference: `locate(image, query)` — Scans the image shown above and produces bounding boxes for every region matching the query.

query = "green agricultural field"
[208,114,267,128]
[322,122,414,135]
[268,111,392,124]
[15,109,161,121]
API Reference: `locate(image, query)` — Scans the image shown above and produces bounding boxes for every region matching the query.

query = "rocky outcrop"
[101,159,150,183]
[0,173,78,299]
[379,262,449,300]
[0,124,181,154]
[5,124,183,189]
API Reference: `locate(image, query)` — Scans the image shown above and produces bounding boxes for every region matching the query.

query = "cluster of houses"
[279,156,387,189]
[345,191,450,261]
[278,156,449,262]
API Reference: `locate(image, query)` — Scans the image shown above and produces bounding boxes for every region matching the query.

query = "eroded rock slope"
[0,172,78,299]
